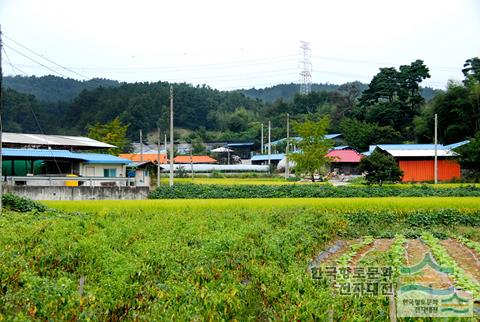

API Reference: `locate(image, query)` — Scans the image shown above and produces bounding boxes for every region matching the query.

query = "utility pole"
[261,123,264,154]
[190,143,194,179]
[268,120,271,172]
[157,128,161,187]
[169,85,174,187]
[164,134,167,154]
[434,113,438,184]
[139,129,144,162]
[285,113,290,179]
[0,25,3,213]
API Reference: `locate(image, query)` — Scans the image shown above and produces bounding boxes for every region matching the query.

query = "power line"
[3,34,93,80]
[2,48,28,76]
[311,55,459,71]
[1,33,453,90]
[7,57,297,73]
[3,43,70,78]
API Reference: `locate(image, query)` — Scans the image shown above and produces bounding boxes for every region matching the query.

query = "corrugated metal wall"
[399,160,461,182]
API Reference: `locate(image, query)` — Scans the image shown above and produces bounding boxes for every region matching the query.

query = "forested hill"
[240,83,346,102]
[4,75,121,102]
[240,82,439,103]
[5,75,439,105]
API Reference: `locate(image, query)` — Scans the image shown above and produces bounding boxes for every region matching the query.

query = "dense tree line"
[4,75,120,102]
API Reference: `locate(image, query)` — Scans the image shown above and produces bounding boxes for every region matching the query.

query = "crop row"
[148,183,480,199]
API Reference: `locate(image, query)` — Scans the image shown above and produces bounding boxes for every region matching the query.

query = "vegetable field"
[1,199,479,320]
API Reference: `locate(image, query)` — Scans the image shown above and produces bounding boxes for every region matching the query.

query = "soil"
[403,239,454,290]
[440,239,480,284]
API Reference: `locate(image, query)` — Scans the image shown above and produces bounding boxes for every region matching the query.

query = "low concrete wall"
[4,186,150,200]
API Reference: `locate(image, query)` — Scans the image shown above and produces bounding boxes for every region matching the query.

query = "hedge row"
[148,183,480,199]
[2,193,47,212]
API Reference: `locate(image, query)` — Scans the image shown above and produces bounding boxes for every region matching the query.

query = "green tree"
[415,80,480,144]
[87,117,130,155]
[191,137,206,155]
[462,57,480,85]
[288,115,333,181]
[358,149,403,185]
[456,133,480,181]
[358,60,430,139]
[340,118,402,151]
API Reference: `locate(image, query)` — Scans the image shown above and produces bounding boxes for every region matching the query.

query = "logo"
[396,253,473,317]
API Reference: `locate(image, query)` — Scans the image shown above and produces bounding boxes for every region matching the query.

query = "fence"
[4,176,135,187]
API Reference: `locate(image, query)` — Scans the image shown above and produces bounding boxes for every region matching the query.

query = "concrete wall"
[4,186,149,200]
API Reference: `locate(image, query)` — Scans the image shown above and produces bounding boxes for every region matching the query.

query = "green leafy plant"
[421,232,480,300]
[1,193,47,212]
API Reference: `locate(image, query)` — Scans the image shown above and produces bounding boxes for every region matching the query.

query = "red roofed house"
[326,149,364,175]
[173,155,218,164]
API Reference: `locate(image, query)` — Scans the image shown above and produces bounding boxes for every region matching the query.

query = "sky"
[1,0,479,90]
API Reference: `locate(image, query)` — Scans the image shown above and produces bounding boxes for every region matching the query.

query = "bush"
[148,183,480,199]
[359,149,403,185]
[2,193,47,212]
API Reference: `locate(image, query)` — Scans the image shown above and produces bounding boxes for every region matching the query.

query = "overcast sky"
[1,0,479,90]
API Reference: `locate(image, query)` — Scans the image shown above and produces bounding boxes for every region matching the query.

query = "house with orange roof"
[173,155,218,164]
[119,153,168,164]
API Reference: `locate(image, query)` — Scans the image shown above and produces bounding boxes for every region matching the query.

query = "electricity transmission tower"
[299,41,312,95]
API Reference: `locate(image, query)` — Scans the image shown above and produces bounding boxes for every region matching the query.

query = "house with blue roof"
[2,148,134,187]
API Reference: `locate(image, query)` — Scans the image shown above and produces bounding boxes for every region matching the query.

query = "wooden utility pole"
[285,113,290,179]
[261,123,264,154]
[157,128,161,187]
[164,134,167,154]
[139,129,144,162]
[190,144,194,179]
[268,120,271,171]
[169,85,174,187]
[0,25,3,213]
[434,113,438,184]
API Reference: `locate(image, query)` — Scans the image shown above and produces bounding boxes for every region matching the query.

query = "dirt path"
[440,239,480,284]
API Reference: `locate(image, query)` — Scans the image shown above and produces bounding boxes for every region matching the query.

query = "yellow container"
[65,174,78,187]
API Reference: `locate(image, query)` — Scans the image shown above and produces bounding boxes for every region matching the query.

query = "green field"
[158,177,321,185]
[157,176,480,187]
[1,195,480,320]
[45,197,480,212]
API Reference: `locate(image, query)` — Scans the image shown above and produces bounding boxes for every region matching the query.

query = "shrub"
[359,149,403,185]
[2,193,47,212]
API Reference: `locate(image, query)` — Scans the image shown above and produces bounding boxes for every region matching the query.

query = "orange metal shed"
[398,159,461,182]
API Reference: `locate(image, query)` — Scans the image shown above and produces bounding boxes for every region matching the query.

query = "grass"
[44,197,480,212]
[1,200,479,320]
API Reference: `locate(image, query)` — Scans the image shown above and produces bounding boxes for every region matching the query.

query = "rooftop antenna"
[299,41,312,95]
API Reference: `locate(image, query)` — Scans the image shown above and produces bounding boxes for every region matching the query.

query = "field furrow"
[440,239,480,284]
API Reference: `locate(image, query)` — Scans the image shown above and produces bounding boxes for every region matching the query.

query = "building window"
[103,168,117,177]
